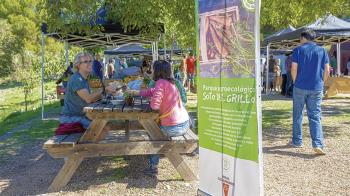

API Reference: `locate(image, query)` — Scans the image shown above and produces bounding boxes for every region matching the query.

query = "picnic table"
[324,76,350,98]
[43,97,198,191]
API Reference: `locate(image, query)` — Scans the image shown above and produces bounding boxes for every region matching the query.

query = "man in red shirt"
[186,52,196,90]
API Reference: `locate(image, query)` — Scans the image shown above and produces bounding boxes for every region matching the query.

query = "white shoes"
[313,147,326,155]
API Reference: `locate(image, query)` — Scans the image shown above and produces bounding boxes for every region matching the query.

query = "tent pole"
[103,46,108,79]
[41,31,45,120]
[65,41,69,67]
[156,41,159,60]
[152,42,155,62]
[163,34,166,60]
[337,39,341,76]
[265,43,270,94]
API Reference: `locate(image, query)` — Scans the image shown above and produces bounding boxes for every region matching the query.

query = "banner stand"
[197,0,263,195]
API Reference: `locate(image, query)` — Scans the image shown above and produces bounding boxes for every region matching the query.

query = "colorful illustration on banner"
[199,1,255,78]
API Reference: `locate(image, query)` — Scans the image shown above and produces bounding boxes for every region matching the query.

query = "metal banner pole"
[255,1,263,194]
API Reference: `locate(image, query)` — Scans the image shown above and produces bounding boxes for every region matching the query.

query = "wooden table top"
[84,96,157,114]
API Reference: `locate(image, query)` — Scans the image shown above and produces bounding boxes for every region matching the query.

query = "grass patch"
[0,80,57,121]
[0,107,59,159]
[28,119,59,139]
[186,91,197,112]
[262,96,350,140]
[0,102,61,136]
[101,157,128,181]
[112,167,127,179]
[0,79,59,136]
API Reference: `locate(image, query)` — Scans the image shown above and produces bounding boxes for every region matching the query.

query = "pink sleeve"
[140,88,154,97]
[149,81,164,110]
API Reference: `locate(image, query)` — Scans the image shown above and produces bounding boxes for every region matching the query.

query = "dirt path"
[0,96,349,195]
[263,96,350,195]
[0,139,198,196]
[0,112,198,196]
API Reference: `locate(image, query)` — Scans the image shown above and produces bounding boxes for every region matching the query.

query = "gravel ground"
[0,97,349,195]
[0,140,199,196]
[263,97,350,196]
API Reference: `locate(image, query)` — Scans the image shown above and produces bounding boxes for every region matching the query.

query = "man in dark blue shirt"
[291,29,330,155]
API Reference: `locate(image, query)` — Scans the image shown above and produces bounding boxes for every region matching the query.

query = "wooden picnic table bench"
[43,97,198,191]
[324,76,350,98]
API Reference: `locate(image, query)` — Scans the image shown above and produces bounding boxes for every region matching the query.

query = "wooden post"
[79,119,107,143]
[48,153,84,192]
[165,151,197,181]
[125,120,130,139]
[138,119,167,140]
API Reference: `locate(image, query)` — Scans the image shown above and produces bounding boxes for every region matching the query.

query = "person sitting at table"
[127,60,189,176]
[60,52,116,129]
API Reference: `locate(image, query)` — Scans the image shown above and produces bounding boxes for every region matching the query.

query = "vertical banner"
[197,0,262,196]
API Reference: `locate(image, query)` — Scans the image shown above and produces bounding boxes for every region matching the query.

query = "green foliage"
[0,19,16,77]
[0,0,83,111]
[261,0,350,36]
[42,0,196,49]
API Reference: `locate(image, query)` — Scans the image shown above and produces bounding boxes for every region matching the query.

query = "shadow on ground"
[263,144,320,159]
[262,99,348,142]
[0,140,187,195]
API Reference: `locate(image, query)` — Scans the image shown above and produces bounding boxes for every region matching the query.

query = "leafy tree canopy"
[261,0,350,36]
[42,0,196,49]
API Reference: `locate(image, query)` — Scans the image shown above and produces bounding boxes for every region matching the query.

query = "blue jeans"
[187,73,195,86]
[149,120,189,168]
[292,87,324,148]
[59,115,91,129]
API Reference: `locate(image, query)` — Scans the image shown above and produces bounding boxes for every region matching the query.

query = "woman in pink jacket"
[128,60,189,176]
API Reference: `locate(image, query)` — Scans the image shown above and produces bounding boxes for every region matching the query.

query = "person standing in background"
[186,52,196,91]
[291,29,330,155]
[179,55,187,87]
[268,55,275,92]
[121,57,128,69]
[329,51,337,76]
[113,56,123,79]
[277,54,287,95]
[273,59,281,92]
[107,59,115,79]
[92,54,103,80]
[56,62,74,88]
[346,57,350,76]
[285,52,293,97]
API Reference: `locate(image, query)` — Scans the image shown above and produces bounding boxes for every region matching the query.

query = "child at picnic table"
[127,60,189,176]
